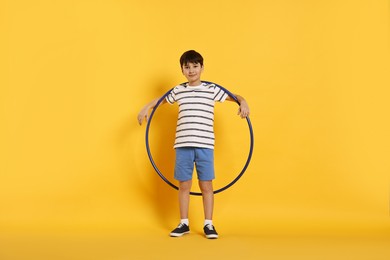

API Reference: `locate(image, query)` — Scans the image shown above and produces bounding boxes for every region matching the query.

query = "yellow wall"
[1,0,389,235]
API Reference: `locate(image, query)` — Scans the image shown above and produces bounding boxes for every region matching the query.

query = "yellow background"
[0,0,389,259]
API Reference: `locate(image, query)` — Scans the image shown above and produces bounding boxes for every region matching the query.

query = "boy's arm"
[227,94,250,118]
[137,97,167,125]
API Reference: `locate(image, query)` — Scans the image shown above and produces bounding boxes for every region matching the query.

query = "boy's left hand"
[238,101,250,118]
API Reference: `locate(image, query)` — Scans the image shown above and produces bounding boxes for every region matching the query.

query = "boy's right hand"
[137,97,165,125]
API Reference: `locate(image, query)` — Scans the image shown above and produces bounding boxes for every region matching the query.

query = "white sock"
[180,219,189,226]
[204,219,213,227]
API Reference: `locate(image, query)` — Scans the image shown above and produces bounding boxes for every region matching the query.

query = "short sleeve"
[166,87,177,104]
[213,85,228,102]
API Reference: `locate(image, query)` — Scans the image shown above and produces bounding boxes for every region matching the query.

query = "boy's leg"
[171,148,194,237]
[170,180,192,237]
[194,148,215,220]
[199,180,219,239]
[174,148,195,220]
[199,180,214,220]
[179,180,192,219]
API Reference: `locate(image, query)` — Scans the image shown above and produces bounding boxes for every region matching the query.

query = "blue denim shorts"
[174,147,215,181]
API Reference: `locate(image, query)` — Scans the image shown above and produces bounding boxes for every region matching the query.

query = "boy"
[137,50,250,239]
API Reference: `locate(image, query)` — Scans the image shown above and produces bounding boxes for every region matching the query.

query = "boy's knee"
[179,180,192,191]
[199,181,213,193]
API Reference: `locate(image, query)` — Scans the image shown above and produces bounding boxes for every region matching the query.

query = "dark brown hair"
[180,50,204,67]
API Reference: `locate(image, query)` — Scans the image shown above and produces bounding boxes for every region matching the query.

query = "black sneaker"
[203,224,218,239]
[170,223,190,237]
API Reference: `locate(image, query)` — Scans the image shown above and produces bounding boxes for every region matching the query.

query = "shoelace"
[177,223,186,228]
[205,224,214,230]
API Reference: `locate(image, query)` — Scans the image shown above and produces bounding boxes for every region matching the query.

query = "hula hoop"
[145,81,254,196]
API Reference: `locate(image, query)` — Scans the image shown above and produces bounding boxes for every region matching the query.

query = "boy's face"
[181,62,204,86]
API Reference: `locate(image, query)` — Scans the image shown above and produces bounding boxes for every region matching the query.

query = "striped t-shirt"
[166,82,228,149]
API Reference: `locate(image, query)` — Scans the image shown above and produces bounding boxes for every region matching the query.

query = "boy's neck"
[188,80,202,86]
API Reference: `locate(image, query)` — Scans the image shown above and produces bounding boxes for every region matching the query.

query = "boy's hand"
[137,108,149,125]
[238,100,250,118]
[227,94,250,119]
[137,97,165,126]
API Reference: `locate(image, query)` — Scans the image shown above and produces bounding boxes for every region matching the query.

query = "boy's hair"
[180,50,203,67]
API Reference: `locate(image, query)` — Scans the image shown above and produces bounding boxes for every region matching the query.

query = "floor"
[1,226,389,260]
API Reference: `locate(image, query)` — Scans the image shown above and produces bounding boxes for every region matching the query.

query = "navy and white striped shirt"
[166,82,228,149]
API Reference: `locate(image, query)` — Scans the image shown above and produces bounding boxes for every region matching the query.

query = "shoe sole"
[205,234,218,239]
[170,231,190,237]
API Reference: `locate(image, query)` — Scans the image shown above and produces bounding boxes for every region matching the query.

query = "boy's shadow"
[145,82,179,228]
[119,78,178,229]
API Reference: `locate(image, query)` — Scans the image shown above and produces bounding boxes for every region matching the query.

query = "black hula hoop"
[145,81,254,196]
